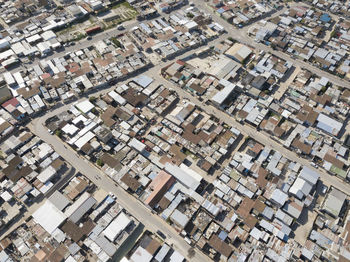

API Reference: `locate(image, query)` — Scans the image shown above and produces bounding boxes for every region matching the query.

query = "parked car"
[311,162,319,169]
[156,230,166,239]
[321,185,328,195]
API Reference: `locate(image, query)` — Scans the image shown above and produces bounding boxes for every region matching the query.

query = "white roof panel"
[299,166,320,185]
[129,138,146,152]
[75,100,94,114]
[211,83,236,105]
[37,165,56,183]
[74,131,95,149]
[108,91,126,105]
[103,212,131,242]
[165,163,200,190]
[32,200,67,234]
[130,247,152,262]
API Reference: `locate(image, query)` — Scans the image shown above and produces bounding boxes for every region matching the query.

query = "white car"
[109,192,116,199]
[321,185,328,195]
[184,237,192,245]
[311,162,318,169]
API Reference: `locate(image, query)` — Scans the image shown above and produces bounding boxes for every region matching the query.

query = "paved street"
[10,0,349,92]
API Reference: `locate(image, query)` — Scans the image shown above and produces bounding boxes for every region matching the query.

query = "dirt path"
[274,66,301,100]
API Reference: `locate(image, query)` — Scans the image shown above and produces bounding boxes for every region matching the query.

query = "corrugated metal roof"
[154,244,171,262]
[133,75,153,88]
[69,196,97,223]
[48,191,70,211]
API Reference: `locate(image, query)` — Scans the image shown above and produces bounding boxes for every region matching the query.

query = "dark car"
[156,230,166,239]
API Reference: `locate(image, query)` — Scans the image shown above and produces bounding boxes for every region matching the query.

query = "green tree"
[96,159,104,167]
[55,130,62,137]
[91,108,99,116]
[228,37,235,42]
[111,37,122,48]
[187,12,194,18]
[330,30,337,38]
[319,86,327,94]
[89,96,97,103]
